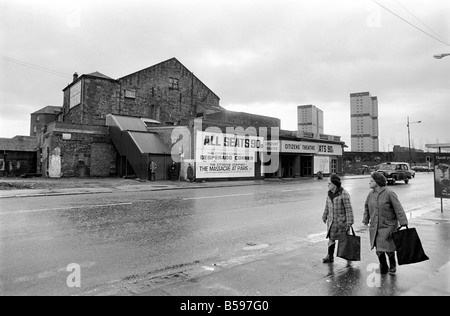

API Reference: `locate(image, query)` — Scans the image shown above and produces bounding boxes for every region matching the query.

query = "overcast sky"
[1,0,449,151]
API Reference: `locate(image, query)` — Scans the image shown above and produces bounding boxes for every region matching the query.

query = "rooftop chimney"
[73,72,79,82]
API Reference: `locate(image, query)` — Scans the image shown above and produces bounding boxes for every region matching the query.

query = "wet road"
[0,173,437,295]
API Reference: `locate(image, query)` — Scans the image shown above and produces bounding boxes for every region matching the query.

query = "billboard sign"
[434,154,450,199]
[195,131,264,179]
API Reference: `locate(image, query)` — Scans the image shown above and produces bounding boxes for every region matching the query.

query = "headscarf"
[330,173,341,187]
[328,173,343,201]
[371,172,387,187]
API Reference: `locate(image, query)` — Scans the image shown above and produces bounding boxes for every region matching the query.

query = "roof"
[106,115,148,131]
[0,136,37,152]
[128,131,171,154]
[86,71,114,80]
[426,143,450,149]
[31,106,63,115]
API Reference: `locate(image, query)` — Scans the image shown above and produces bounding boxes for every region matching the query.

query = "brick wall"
[204,111,280,130]
[63,77,120,125]
[118,58,223,125]
[42,123,115,177]
[62,59,223,128]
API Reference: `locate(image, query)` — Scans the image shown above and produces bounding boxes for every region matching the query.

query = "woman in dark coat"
[363,172,408,274]
[322,174,354,263]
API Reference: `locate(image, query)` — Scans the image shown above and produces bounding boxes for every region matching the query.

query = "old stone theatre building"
[1,58,345,180]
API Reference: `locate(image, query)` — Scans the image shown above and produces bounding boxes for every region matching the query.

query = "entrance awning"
[128,131,171,154]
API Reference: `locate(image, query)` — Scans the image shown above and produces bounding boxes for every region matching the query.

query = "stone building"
[62,58,223,127]
[38,58,228,179]
[30,106,62,137]
[34,57,344,180]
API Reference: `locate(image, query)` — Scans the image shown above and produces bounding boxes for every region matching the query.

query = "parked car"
[376,162,415,184]
[412,165,433,172]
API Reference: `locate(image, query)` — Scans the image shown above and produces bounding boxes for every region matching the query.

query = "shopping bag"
[337,226,361,261]
[391,226,429,265]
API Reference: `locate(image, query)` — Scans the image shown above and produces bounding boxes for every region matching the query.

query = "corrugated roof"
[0,137,37,152]
[110,115,148,131]
[31,106,63,115]
[128,131,171,154]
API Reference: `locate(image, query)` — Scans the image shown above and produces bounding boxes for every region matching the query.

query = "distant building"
[297,105,323,138]
[0,136,37,176]
[393,145,424,153]
[30,106,62,136]
[350,92,379,152]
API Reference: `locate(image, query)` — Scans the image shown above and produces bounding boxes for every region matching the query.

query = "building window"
[331,159,338,173]
[125,90,136,99]
[169,77,179,90]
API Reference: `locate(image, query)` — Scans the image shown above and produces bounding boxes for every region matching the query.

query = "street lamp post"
[407,117,421,165]
[433,53,450,59]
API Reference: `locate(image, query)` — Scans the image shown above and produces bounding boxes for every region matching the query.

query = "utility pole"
[407,116,421,165]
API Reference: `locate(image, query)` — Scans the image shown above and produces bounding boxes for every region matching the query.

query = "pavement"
[1,176,449,296]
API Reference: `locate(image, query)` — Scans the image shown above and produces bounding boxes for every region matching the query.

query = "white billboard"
[195,131,264,179]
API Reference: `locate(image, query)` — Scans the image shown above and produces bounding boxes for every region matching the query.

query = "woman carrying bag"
[322,174,355,263]
[363,172,408,274]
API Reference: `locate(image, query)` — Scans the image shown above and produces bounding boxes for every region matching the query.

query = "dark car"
[412,165,432,172]
[376,162,415,184]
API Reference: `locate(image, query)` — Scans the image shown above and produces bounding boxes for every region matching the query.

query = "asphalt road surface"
[0,173,437,295]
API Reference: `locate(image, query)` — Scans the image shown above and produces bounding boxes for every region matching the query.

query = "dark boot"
[387,252,397,274]
[377,252,389,274]
[322,243,335,263]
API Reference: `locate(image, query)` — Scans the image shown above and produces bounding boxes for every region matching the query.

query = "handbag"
[337,226,361,261]
[391,226,429,265]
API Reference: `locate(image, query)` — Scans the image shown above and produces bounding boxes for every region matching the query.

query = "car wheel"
[404,179,409,184]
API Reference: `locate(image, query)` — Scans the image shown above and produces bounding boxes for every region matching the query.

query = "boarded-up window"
[125,90,136,99]
[70,81,81,108]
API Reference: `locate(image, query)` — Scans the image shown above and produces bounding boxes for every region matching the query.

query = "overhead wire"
[0,55,72,79]
[393,0,448,44]
[372,0,450,47]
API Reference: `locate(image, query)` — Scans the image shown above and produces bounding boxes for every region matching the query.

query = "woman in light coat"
[322,174,354,263]
[363,172,408,274]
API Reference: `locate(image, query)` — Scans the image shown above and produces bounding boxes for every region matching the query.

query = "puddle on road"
[243,243,270,251]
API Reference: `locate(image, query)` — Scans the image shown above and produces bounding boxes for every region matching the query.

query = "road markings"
[183,193,254,200]
[0,203,132,215]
